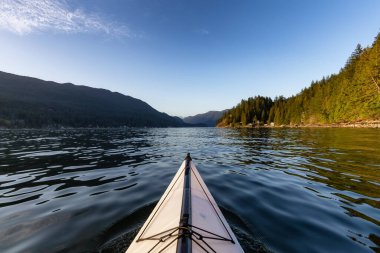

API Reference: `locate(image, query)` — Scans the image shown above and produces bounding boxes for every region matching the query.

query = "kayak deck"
[126,155,244,253]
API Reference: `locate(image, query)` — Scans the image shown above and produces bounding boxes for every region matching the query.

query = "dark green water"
[0,128,379,253]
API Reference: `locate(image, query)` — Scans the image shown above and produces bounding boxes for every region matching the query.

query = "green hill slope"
[218,33,380,127]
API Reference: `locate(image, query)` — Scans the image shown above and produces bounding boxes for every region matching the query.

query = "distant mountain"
[0,71,187,128]
[183,110,227,127]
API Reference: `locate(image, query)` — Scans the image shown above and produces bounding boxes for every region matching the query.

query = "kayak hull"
[126,158,244,253]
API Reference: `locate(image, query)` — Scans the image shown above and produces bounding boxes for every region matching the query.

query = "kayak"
[126,154,244,253]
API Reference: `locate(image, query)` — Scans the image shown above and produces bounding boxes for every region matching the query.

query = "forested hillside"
[0,71,186,128]
[218,33,380,127]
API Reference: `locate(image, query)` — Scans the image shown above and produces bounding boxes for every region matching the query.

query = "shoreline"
[217,120,380,129]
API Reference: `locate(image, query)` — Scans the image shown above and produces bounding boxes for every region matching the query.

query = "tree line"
[218,32,380,127]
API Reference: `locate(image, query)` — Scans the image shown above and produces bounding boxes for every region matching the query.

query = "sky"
[1,0,380,117]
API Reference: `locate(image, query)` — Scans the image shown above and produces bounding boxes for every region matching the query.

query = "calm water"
[0,128,379,253]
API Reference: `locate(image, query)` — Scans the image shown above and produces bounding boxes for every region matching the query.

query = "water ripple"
[0,128,379,253]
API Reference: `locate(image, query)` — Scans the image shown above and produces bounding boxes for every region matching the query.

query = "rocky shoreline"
[217,120,380,129]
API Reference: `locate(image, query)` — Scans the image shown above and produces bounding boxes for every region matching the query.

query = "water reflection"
[223,128,380,252]
[0,128,379,253]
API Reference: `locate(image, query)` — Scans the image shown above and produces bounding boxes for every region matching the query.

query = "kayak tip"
[126,153,245,253]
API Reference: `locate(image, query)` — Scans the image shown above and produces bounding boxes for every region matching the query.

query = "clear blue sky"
[1,0,380,117]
